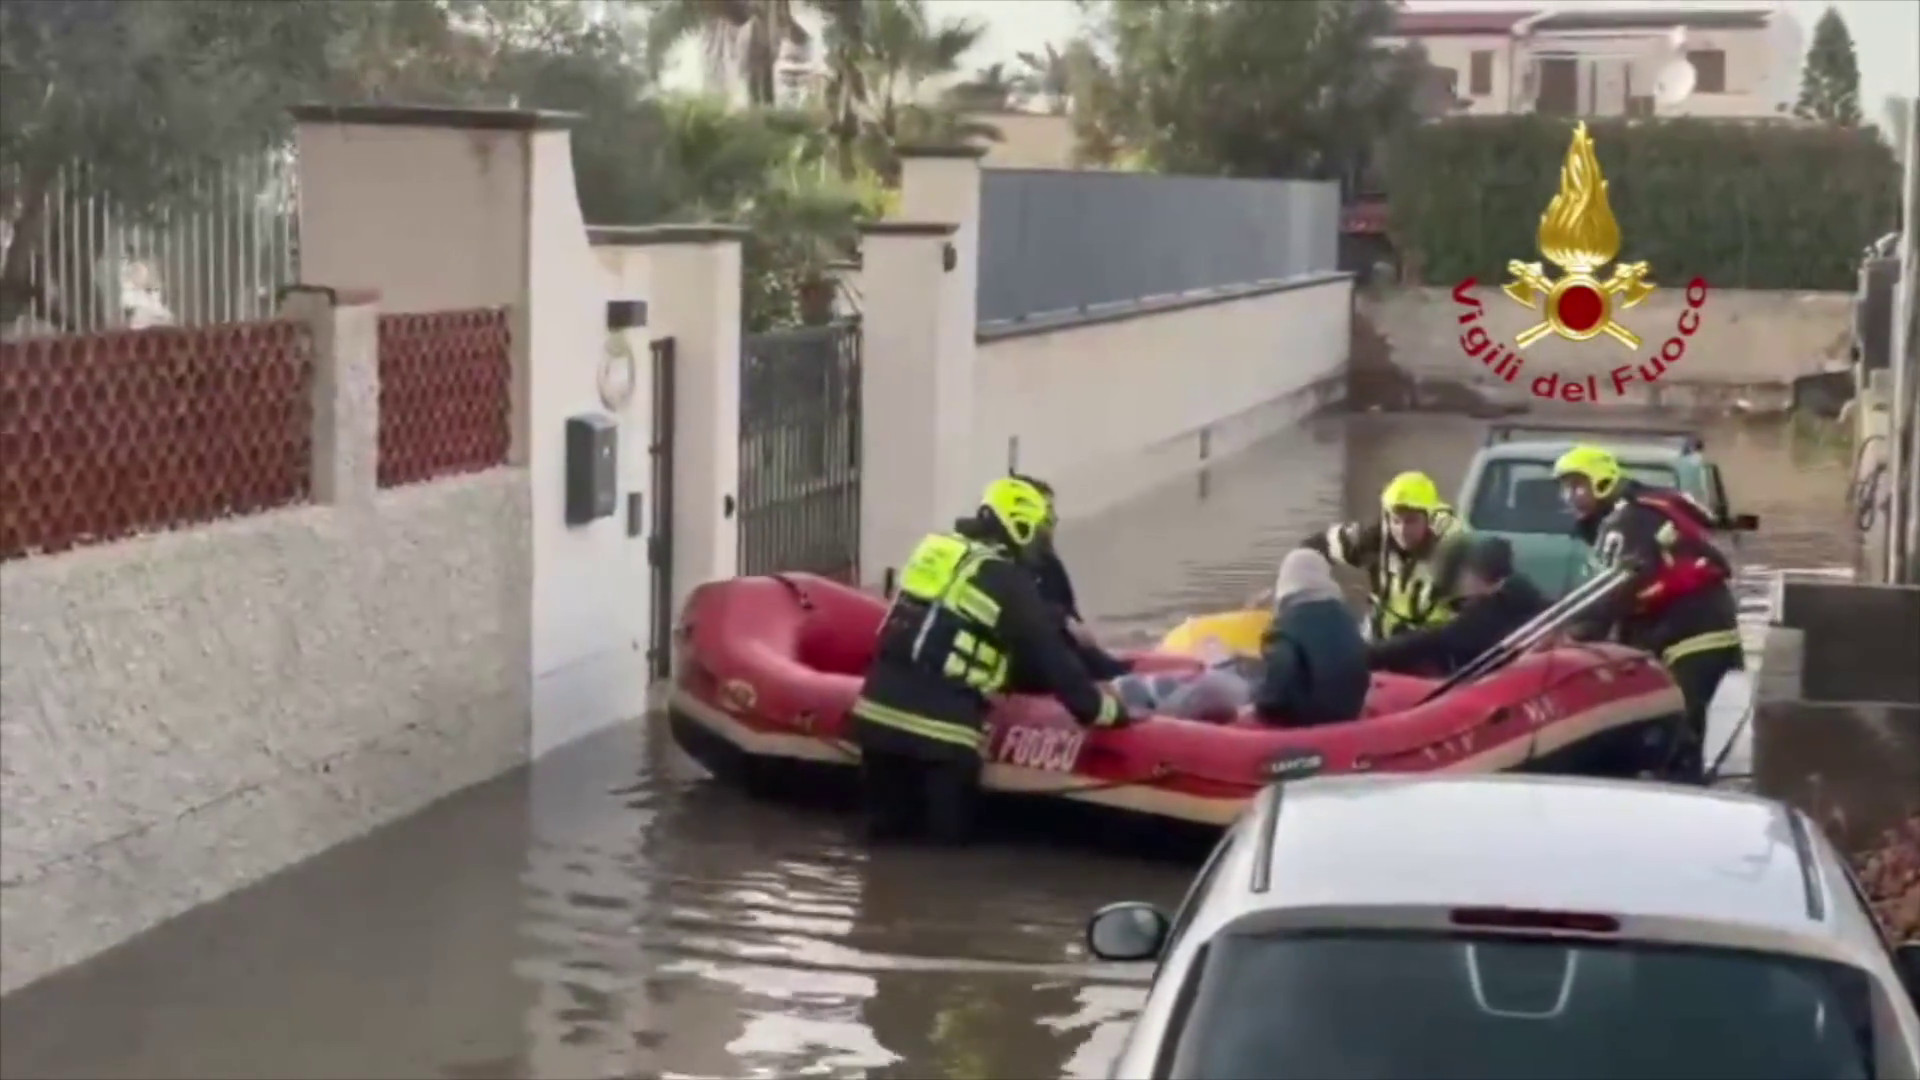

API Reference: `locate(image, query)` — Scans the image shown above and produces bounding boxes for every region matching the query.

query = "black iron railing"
[649,336,677,680]
[738,320,862,582]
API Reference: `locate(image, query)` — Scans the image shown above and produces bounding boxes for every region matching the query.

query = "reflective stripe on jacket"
[853,533,1010,753]
[1582,483,1743,664]
[1323,507,1467,639]
[852,530,1123,762]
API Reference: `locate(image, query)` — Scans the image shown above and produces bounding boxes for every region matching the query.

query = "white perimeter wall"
[0,473,530,993]
[974,277,1353,516]
[1,108,752,995]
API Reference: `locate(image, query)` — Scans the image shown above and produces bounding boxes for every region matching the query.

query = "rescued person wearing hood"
[1252,549,1371,726]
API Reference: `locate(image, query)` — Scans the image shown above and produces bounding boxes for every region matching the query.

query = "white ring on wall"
[599,334,637,411]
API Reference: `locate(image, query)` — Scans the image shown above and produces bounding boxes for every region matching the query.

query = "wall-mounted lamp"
[606,300,647,331]
[599,300,646,411]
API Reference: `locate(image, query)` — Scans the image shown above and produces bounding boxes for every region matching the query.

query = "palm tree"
[813,0,870,179]
[860,0,997,152]
[809,0,998,181]
[947,61,1019,112]
[642,0,810,106]
[1014,43,1076,115]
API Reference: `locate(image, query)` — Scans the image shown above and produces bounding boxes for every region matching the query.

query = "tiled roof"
[1528,8,1771,32]
[1390,6,1772,38]
[1391,10,1540,36]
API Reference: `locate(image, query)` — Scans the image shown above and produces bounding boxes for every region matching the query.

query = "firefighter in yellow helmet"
[1303,470,1470,640]
[850,475,1131,845]
[1554,443,1742,781]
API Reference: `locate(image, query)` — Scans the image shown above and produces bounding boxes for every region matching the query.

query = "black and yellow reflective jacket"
[1305,508,1469,640]
[1572,481,1743,666]
[852,519,1120,762]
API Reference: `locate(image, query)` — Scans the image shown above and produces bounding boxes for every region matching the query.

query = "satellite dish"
[1654,57,1698,107]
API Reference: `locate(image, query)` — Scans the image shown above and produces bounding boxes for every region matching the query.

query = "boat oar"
[1416,565,1632,704]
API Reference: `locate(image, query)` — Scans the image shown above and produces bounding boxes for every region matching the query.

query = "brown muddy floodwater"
[0,411,1857,1080]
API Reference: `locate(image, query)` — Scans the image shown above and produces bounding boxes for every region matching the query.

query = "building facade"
[1383,6,1802,120]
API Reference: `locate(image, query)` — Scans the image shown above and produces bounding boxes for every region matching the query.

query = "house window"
[1687,49,1727,93]
[1469,50,1494,96]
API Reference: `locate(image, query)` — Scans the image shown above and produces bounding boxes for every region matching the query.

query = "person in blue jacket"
[1253,549,1371,726]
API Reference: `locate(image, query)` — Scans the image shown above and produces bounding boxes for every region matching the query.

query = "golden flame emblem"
[1502,123,1654,349]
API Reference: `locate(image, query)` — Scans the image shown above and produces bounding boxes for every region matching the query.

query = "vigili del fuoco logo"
[1452,122,1709,404]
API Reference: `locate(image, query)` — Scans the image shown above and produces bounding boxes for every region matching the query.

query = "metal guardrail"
[1,153,298,338]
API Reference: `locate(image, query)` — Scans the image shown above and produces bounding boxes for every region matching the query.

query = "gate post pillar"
[857,221,969,592]
[639,227,746,620]
[896,145,985,335]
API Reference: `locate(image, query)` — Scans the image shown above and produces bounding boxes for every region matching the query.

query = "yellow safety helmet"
[1553,444,1622,498]
[1381,471,1443,514]
[980,475,1054,548]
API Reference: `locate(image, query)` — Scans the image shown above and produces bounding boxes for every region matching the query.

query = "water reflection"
[0,411,1857,1080]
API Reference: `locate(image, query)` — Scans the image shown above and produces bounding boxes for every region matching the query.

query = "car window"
[1156,822,1240,973]
[1164,930,1877,1080]
[1468,459,1680,534]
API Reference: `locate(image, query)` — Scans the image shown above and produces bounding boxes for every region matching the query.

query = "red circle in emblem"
[1555,284,1606,333]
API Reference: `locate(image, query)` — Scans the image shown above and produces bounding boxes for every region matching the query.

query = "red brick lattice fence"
[376,309,511,488]
[1859,815,1920,943]
[0,322,313,561]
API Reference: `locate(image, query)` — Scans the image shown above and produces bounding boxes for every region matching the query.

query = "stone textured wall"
[0,470,532,994]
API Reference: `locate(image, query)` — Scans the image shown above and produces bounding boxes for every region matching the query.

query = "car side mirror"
[1724,513,1759,532]
[1896,943,1920,1008]
[1086,901,1171,962]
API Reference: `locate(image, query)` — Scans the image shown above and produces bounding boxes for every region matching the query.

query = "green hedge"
[1384,116,1901,292]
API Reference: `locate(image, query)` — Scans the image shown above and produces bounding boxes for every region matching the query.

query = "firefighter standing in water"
[1302,471,1471,640]
[1553,444,1744,782]
[850,475,1130,845]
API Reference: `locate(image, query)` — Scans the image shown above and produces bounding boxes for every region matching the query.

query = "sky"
[924,0,1919,129]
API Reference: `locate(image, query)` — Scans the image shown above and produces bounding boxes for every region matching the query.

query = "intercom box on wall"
[565,413,618,526]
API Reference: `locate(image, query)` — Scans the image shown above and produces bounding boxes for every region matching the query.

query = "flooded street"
[0,410,1857,1080]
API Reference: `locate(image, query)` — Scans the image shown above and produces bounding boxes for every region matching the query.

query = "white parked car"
[1087,773,1920,1080]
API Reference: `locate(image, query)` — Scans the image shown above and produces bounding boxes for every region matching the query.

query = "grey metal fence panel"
[737,320,863,582]
[976,170,1341,327]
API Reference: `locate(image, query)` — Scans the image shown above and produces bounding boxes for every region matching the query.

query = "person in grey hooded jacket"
[1253,549,1372,726]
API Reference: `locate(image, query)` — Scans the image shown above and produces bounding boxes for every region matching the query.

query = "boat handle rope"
[780,646,1635,798]
[768,573,816,611]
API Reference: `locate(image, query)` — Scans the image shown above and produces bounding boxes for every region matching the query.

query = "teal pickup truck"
[1454,423,1761,600]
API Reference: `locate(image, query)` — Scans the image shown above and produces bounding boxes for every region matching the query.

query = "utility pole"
[1889,97,1920,583]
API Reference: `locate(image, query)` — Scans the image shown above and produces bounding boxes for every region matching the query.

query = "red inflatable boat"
[667,574,1686,829]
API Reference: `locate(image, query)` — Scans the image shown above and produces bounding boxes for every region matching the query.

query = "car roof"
[1248,774,1823,932]
[1480,440,1691,467]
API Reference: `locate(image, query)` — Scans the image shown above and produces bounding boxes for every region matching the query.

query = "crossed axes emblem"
[1502,259,1655,350]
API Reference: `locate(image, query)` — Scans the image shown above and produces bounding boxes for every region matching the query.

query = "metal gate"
[648,337,677,680]
[738,320,862,581]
